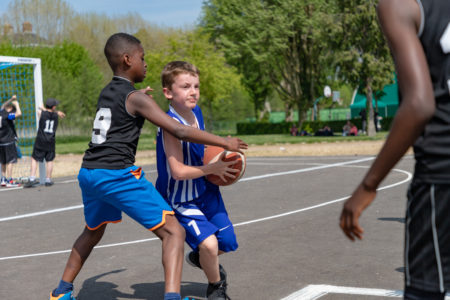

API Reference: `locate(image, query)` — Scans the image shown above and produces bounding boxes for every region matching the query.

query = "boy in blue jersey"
[156,61,240,300]
[340,0,450,299]
[49,34,247,300]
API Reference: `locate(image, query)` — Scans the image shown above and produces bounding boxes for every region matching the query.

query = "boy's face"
[128,44,147,83]
[163,73,200,112]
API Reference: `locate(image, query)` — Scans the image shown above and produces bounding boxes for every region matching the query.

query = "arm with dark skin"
[340,0,435,241]
[126,87,248,153]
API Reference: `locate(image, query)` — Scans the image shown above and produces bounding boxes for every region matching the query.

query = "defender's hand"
[223,136,248,153]
[340,183,376,241]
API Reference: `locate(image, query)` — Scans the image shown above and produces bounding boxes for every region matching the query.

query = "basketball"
[203,146,246,186]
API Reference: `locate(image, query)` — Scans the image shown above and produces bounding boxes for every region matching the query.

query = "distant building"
[2,22,48,46]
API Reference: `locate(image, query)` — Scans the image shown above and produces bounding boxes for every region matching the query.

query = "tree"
[2,0,75,43]
[201,0,336,127]
[334,0,394,136]
[142,30,250,130]
[0,41,103,130]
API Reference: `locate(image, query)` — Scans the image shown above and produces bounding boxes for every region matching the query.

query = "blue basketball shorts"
[78,166,174,231]
[173,185,238,252]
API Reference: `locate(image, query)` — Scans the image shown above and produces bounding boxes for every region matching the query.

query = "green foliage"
[202,0,338,124]
[333,0,395,136]
[0,41,104,129]
[141,30,251,126]
[236,118,391,135]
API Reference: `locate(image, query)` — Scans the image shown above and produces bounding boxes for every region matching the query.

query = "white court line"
[0,169,157,191]
[0,158,412,261]
[281,284,450,300]
[0,157,374,223]
[281,284,403,299]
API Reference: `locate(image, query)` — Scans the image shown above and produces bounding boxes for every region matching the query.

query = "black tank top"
[0,109,17,144]
[413,0,450,183]
[82,77,145,169]
[34,110,58,151]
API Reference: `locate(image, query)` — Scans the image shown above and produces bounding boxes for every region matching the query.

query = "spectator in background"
[290,124,299,136]
[359,108,367,133]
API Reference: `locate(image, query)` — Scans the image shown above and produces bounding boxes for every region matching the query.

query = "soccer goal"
[0,55,45,183]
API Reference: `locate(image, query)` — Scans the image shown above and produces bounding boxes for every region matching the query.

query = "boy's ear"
[162,87,173,100]
[123,53,132,67]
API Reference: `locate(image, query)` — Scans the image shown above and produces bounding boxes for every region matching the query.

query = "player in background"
[48,33,246,300]
[156,61,239,300]
[0,94,22,187]
[340,0,450,299]
[25,98,65,188]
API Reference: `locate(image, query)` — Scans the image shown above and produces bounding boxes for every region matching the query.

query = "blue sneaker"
[49,291,76,300]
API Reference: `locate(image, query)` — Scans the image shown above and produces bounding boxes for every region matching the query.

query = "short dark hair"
[161,61,200,89]
[104,33,141,70]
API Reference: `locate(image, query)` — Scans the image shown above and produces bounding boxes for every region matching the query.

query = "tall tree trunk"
[366,79,376,137]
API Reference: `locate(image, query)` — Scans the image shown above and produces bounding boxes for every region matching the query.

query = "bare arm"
[12,100,21,118]
[340,0,435,241]
[126,90,248,152]
[1,95,16,110]
[163,129,239,182]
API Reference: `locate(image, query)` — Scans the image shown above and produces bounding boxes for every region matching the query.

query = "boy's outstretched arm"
[12,99,22,118]
[126,89,248,152]
[1,95,16,110]
[340,0,435,241]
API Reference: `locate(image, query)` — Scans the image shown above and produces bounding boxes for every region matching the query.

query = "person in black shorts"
[340,1,450,299]
[0,94,22,188]
[24,98,65,188]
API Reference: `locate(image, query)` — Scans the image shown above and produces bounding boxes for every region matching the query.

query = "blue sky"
[0,0,205,28]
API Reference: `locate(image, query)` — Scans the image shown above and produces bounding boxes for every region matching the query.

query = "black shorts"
[0,143,18,164]
[32,147,55,162]
[405,180,450,294]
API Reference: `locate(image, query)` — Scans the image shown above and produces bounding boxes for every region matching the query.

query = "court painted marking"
[281,284,450,300]
[281,284,403,299]
[0,157,374,222]
[0,161,412,261]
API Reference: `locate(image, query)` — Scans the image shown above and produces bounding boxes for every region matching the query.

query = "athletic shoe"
[24,179,40,188]
[1,177,6,186]
[185,251,227,281]
[45,180,54,187]
[6,179,20,188]
[206,279,231,300]
[49,291,76,300]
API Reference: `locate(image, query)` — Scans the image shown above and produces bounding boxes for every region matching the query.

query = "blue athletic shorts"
[78,166,174,231]
[173,184,238,252]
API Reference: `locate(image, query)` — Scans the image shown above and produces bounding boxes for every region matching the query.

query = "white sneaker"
[1,177,7,187]
[6,179,20,188]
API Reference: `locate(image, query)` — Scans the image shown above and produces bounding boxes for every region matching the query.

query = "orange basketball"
[203,145,246,186]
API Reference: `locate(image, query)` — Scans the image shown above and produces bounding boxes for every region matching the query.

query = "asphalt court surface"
[0,155,417,299]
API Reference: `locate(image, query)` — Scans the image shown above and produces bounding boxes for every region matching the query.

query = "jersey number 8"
[91,108,112,144]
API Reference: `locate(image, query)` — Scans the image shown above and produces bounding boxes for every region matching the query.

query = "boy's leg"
[6,162,13,179]
[52,224,106,296]
[153,215,185,294]
[29,157,38,178]
[198,235,220,283]
[404,285,445,300]
[46,160,54,179]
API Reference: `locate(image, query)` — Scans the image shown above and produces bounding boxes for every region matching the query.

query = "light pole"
[313,85,331,121]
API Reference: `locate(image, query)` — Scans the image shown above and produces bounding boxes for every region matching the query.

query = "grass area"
[55,132,388,155]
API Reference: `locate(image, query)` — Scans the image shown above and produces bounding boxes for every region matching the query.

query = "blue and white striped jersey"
[156,105,207,205]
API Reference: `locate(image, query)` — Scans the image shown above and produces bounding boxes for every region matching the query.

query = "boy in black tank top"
[25,98,65,188]
[0,94,22,187]
[49,33,247,300]
[340,0,450,299]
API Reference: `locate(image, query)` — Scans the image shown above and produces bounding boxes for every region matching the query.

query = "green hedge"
[236,117,394,135]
